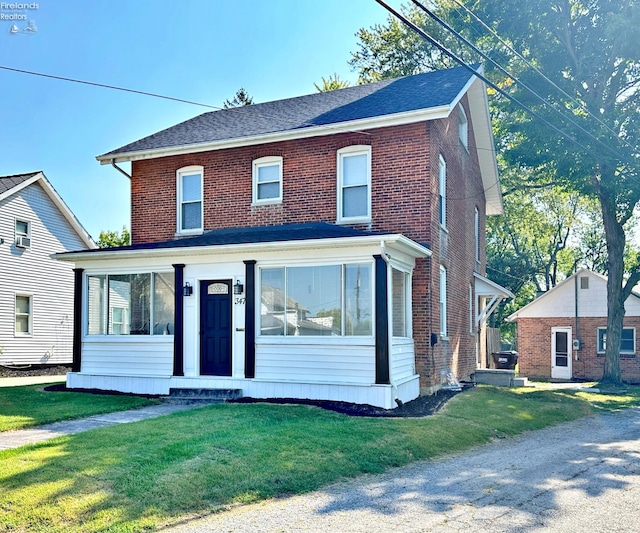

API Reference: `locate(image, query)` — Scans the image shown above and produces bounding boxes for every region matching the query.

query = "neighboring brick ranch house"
[57,65,511,408]
[0,172,95,367]
[507,268,640,382]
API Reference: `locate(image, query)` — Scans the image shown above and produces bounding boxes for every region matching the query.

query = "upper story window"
[439,155,446,228]
[176,166,203,235]
[15,219,31,248]
[253,156,283,205]
[458,104,468,150]
[337,145,371,223]
[474,206,480,263]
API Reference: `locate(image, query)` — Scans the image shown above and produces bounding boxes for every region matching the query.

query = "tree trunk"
[599,178,626,386]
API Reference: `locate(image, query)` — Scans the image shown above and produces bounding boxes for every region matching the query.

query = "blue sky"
[0,0,391,241]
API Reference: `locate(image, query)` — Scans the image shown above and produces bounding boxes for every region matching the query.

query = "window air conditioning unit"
[16,236,31,248]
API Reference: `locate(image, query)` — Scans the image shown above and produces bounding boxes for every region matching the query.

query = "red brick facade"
[517,316,640,382]
[129,97,486,390]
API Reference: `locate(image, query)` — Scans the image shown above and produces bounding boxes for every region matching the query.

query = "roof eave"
[56,233,431,262]
[96,106,451,165]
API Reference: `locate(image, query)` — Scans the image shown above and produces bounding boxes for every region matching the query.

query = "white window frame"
[439,155,446,228]
[15,293,32,336]
[469,283,474,335]
[15,219,30,239]
[391,267,412,339]
[597,327,636,355]
[337,145,372,224]
[458,104,469,150]
[176,165,203,235]
[474,206,480,264]
[252,156,283,205]
[439,265,448,338]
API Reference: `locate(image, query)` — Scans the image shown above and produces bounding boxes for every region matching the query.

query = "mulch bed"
[0,365,72,378]
[231,387,470,418]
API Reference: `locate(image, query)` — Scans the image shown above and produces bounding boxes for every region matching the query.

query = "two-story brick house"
[58,65,510,408]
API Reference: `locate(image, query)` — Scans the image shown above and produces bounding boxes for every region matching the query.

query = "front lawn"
[0,385,158,432]
[1,385,639,532]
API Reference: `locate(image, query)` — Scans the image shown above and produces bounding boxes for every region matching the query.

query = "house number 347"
[235,297,246,305]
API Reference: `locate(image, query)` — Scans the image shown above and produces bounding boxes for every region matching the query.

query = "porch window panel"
[344,264,372,336]
[153,272,175,335]
[286,265,341,336]
[108,274,151,335]
[87,275,106,335]
[392,268,407,337]
[260,268,285,336]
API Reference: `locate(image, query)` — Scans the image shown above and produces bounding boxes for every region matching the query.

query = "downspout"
[380,240,402,407]
[574,272,579,362]
[111,159,132,180]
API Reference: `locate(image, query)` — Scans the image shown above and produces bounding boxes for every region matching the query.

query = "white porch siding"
[255,342,375,384]
[80,340,173,376]
[391,339,416,381]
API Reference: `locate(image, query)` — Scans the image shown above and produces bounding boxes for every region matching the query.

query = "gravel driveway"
[163,407,640,532]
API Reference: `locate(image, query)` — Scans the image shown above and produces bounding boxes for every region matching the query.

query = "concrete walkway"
[0,374,67,387]
[0,403,203,450]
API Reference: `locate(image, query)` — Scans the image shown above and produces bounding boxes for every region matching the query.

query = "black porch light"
[233,280,244,295]
[183,282,193,297]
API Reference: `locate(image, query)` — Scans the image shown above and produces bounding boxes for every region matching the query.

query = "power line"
[410,0,630,165]
[449,0,629,149]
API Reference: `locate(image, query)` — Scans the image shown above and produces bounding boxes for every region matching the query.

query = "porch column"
[374,255,390,384]
[72,268,83,373]
[172,263,185,376]
[244,260,256,378]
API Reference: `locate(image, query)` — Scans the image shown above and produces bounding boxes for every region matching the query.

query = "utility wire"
[449,0,629,149]
[410,0,629,164]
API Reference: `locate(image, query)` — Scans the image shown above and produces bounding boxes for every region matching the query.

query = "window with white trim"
[15,294,32,335]
[469,284,474,334]
[458,104,468,150]
[177,166,203,234]
[86,272,175,336]
[15,219,29,239]
[392,268,409,338]
[439,155,446,228]
[337,145,371,223]
[597,327,636,355]
[253,156,282,204]
[474,206,480,263]
[439,265,447,338]
[260,263,372,337]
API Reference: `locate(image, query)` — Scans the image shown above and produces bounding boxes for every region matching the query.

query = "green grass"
[1,385,639,532]
[0,385,159,432]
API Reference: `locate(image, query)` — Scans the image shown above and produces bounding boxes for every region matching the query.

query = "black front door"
[200,280,232,376]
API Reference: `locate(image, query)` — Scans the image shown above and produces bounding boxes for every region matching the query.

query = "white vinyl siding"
[80,339,173,376]
[458,104,469,150]
[176,166,203,235]
[337,145,371,223]
[0,181,86,365]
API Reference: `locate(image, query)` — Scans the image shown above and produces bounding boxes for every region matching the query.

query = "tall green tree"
[97,226,130,248]
[350,1,640,385]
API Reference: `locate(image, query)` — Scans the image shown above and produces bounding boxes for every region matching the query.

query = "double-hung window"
[439,265,447,338]
[337,145,371,223]
[177,166,203,234]
[597,327,636,355]
[439,155,446,228]
[15,294,32,335]
[253,156,282,204]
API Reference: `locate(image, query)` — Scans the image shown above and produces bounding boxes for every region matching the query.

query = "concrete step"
[165,388,243,404]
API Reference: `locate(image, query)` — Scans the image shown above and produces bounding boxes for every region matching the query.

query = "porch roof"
[56,222,431,261]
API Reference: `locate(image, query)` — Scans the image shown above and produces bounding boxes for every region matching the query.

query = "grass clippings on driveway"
[0,384,159,432]
[2,385,640,532]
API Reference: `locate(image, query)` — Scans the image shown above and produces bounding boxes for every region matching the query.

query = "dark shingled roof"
[100,65,477,158]
[0,172,40,196]
[67,222,401,255]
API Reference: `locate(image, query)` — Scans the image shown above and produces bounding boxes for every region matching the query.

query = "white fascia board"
[36,175,97,249]
[474,272,514,299]
[56,233,431,263]
[96,106,451,165]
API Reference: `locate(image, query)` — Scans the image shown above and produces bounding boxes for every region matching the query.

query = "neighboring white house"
[0,172,95,367]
